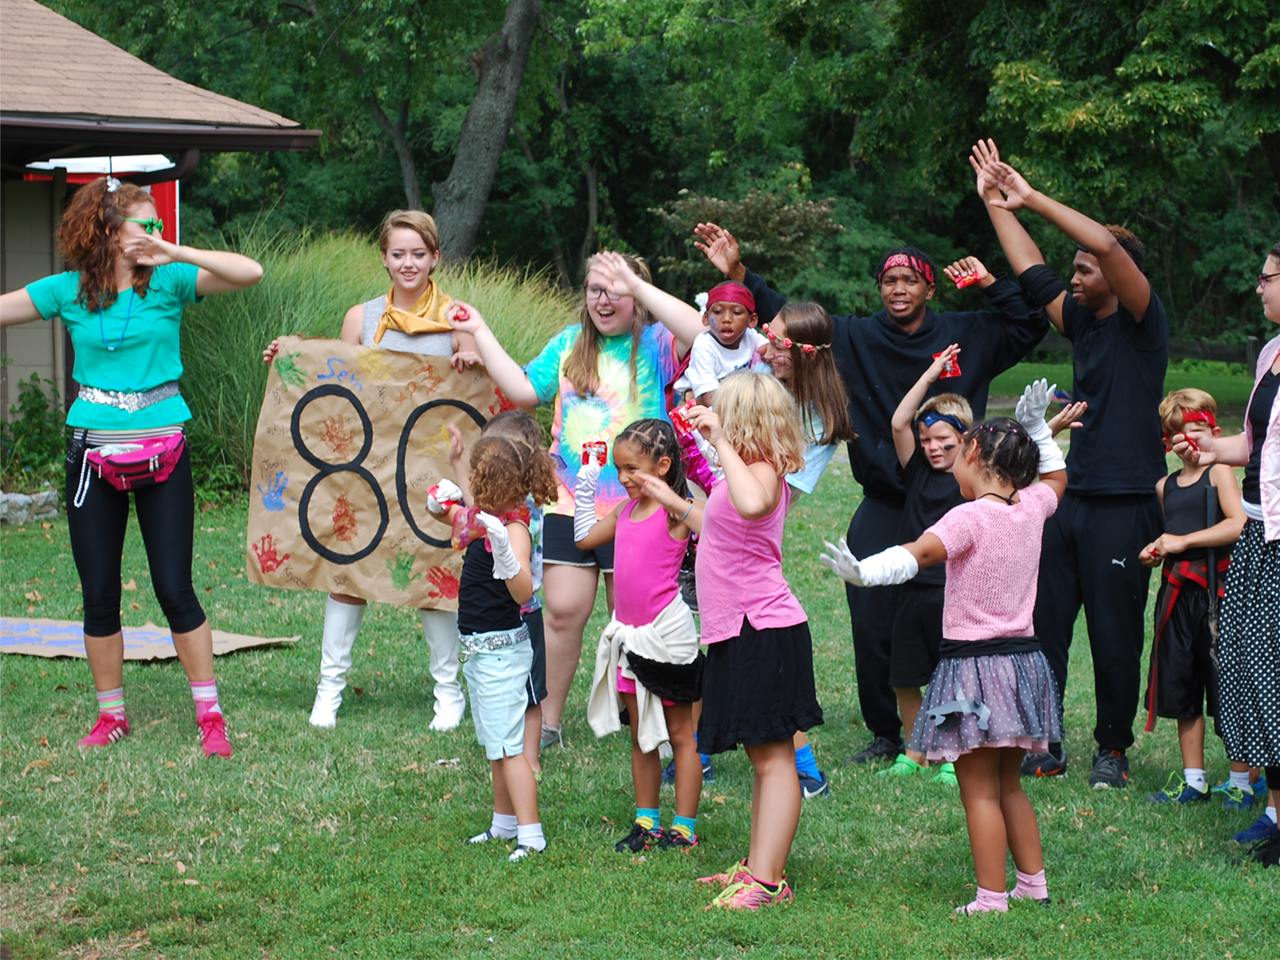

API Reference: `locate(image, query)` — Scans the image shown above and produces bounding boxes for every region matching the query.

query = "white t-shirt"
[675,328,769,398]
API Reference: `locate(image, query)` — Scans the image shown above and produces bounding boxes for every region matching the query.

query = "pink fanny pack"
[73,433,186,506]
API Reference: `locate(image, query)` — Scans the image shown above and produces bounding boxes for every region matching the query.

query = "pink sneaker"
[697,858,751,888]
[198,712,232,758]
[79,713,130,748]
[705,878,794,910]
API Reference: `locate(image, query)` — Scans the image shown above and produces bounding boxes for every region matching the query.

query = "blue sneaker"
[1146,773,1210,805]
[1232,813,1280,845]
[799,770,830,799]
[661,756,715,786]
[1211,781,1262,810]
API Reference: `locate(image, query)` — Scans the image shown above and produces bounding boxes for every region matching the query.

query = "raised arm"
[892,345,959,468]
[121,232,263,296]
[971,140,1065,332]
[688,405,780,519]
[985,154,1150,319]
[693,223,790,325]
[593,251,702,355]
[0,289,43,327]
[446,302,540,407]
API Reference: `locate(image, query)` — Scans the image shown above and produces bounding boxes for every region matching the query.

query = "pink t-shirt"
[695,477,807,643]
[925,483,1059,641]
[613,499,689,627]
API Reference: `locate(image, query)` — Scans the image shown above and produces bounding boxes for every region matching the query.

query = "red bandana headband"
[877,253,935,286]
[705,282,756,312]
[762,322,829,356]
[1180,409,1217,430]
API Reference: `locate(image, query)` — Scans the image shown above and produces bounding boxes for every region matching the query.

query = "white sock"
[492,813,518,838]
[1184,767,1206,792]
[516,822,547,852]
[1228,770,1251,791]
[1267,806,1277,824]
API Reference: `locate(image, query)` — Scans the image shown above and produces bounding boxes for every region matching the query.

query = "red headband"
[877,253,935,286]
[1180,409,1217,430]
[705,282,755,313]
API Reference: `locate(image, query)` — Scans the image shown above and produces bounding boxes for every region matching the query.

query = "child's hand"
[1047,400,1087,436]
[426,479,464,517]
[633,469,672,502]
[592,251,643,298]
[447,300,484,333]
[477,512,521,580]
[1140,534,1184,567]
[943,256,991,289]
[263,339,281,365]
[926,343,961,382]
[447,423,465,463]
[686,404,724,446]
[1015,379,1055,429]
[450,350,482,370]
[693,223,742,279]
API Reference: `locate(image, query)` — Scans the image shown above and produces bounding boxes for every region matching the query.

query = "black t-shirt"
[1060,291,1168,495]
[1243,369,1279,505]
[457,533,523,636]
[1161,466,1232,562]
[896,447,966,585]
[743,269,1047,500]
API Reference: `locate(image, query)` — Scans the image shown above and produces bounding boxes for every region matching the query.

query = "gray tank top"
[360,295,453,357]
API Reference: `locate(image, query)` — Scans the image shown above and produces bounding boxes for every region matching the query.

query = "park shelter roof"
[0,0,319,167]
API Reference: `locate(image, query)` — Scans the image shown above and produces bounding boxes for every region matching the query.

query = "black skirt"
[697,618,823,754]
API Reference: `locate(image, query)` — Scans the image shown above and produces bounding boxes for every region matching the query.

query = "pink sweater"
[925,483,1059,641]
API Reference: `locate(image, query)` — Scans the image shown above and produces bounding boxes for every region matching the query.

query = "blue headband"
[918,411,966,434]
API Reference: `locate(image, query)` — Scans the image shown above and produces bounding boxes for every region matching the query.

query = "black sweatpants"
[1034,491,1161,752]
[845,496,905,742]
[66,445,206,637]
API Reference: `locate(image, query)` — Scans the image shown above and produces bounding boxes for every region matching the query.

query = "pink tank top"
[613,499,689,627]
[695,477,807,643]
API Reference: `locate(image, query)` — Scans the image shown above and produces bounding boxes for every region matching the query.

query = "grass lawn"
[2,450,1274,957]
[991,362,1258,414]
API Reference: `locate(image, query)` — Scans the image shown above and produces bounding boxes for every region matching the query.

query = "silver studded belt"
[458,622,531,662]
[77,381,181,413]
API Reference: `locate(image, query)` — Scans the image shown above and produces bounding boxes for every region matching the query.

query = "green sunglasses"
[123,216,164,235]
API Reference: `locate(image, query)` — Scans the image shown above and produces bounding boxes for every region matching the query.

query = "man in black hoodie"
[694,211,1047,764]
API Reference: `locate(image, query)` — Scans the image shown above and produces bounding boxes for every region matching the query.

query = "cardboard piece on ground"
[245,336,512,609]
[0,617,299,661]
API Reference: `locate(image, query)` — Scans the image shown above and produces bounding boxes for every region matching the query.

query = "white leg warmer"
[310,597,364,728]
[421,609,465,731]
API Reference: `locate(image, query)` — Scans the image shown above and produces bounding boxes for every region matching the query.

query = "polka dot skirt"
[1217,519,1280,767]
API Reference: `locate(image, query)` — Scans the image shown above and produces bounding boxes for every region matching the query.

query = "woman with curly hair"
[0,177,263,758]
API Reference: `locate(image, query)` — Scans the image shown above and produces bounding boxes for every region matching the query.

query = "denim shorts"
[462,638,533,761]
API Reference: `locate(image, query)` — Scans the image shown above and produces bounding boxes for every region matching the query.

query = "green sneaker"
[931,762,957,787]
[875,753,925,778]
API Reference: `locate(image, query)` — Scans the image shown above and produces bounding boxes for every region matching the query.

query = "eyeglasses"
[123,216,164,235]
[1259,271,1280,288]
[585,285,628,302]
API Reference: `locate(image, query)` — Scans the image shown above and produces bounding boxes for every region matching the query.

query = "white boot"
[310,597,364,727]
[421,609,465,731]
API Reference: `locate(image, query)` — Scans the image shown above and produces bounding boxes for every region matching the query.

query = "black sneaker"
[614,822,663,853]
[842,736,904,765]
[1089,750,1130,789]
[1020,745,1068,778]
[799,770,831,798]
[677,567,698,614]
[661,755,715,786]
[657,829,699,851]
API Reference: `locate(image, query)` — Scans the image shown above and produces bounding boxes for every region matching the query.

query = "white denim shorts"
[462,638,533,761]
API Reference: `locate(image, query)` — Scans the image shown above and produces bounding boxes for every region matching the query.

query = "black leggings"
[66,445,206,636]
[1268,767,1280,792]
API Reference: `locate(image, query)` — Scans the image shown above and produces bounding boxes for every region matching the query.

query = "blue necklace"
[98,289,135,351]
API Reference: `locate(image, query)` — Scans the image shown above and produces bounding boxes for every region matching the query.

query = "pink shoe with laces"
[78,713,130,748]
[696,858,751,888]
[198,712,232,758]
[705,877,794,910]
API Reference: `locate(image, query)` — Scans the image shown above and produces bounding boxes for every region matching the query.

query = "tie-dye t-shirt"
[524,323,681,517]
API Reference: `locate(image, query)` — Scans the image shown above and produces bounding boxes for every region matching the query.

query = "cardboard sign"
[0,617,298,661]
[246,336,512,609]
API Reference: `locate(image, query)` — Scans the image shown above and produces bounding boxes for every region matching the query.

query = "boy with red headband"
[674,282,767,407]
[1139,389,1254,805]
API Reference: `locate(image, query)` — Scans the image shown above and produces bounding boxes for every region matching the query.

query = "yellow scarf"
[373,279,453,345]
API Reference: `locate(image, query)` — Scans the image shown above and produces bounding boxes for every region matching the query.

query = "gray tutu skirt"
[907,637,1063,763]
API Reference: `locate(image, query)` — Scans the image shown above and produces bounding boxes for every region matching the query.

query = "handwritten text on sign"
[245,336,514,609]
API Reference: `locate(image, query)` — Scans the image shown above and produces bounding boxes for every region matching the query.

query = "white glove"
[426,479,464,516]
[691,429,723,478]
[819,540,918,587]
[478,512,521,580]
[1015,378,1066,474]
[573,461,602,543]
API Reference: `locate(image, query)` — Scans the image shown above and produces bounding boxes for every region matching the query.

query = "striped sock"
[96,686,125,719]
[635,808,660,831]
[671,814,697,840]
[190,679,220,721]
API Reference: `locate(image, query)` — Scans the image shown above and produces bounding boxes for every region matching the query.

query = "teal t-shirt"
[26,263,201,429]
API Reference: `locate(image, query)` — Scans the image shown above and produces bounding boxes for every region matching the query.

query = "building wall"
[1,175,67,421]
